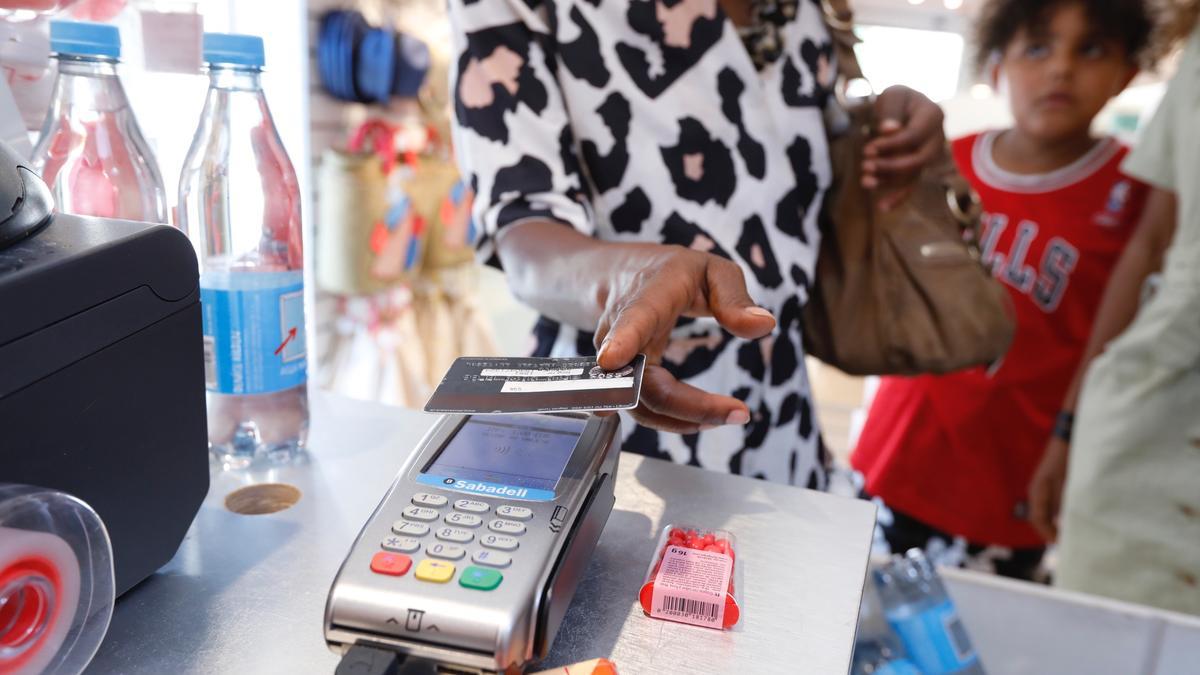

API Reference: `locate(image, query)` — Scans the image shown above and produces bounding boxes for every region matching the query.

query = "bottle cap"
[203,33,265,69]
[50,20,121,60]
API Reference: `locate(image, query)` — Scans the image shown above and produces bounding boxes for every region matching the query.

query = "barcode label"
[649,545,731,629]
[944,613,975,662]
[658,595,719,621]
[203,336,216,388]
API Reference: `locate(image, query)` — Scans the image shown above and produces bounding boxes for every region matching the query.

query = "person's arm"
[452,1,948,434]
[1028,187,1178,542]
[1057,188,1178,414]
[495,220,776,433]
[448,0,775,434]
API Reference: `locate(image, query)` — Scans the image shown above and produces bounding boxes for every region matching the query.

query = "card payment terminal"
[325,412,621,673]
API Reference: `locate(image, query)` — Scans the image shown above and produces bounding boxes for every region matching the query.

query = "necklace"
[736,0,799,70]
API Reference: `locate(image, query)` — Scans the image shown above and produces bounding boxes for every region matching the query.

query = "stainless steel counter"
[89,392,876,674]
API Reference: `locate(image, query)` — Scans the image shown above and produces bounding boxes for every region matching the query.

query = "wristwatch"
[1053,411,1074,443]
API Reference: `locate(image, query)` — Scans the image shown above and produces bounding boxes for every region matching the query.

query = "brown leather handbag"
[803,1,1014,376]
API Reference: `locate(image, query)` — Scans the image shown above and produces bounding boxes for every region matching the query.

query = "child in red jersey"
[851,0,1154,579]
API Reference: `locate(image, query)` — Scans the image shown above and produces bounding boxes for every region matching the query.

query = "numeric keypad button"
[495,505,533,521]
[426,543,467,560]
[402,506,439,522]
[412,493,448,507]
[381,535,421,553]
[454,499,490,513]
[472,550,512,568]
[435,527,474,543]
[480,534,519,551]
[445,512,483,528]
[488,519,526,535]
[392,521,430,537]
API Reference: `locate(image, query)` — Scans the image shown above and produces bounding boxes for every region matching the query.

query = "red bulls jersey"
[851,131,1149,548]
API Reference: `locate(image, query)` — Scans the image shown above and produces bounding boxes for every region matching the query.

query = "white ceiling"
[850,0,986,35]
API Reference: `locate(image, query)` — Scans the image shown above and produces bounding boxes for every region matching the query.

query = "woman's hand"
[594,245,776,434]
[496,222,775,434]
[1028,437,1071,542]
[862,85,946,212]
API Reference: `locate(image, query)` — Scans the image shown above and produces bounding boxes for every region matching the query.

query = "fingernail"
[726,410,750,425]
[746,306,774,320]
[880,119,902,132]
[596,337,610,361]
[863,161,875,173]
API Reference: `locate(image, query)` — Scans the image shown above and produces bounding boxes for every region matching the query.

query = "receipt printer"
[0,147,209,595]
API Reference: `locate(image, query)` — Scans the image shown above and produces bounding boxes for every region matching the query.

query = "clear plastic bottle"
[854,572,922,675]
[30,20,166,223]
[177,33,308,468]
[874,549,986,675]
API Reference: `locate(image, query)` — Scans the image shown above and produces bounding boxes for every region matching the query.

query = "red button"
[370,552,412,576]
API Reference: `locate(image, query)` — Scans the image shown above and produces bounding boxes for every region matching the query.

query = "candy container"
[638,525,741,630]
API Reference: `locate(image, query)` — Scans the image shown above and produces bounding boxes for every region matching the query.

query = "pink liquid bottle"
[29,20,166,224]
[177,33,308,468]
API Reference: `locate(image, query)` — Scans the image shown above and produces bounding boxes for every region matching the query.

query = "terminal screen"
[424,414,585,494]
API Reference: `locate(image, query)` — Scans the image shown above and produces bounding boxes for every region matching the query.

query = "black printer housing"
[0,213,209,595]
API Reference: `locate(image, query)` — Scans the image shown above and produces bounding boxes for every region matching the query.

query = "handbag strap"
[819,0,983,246]
[820,0,864,83]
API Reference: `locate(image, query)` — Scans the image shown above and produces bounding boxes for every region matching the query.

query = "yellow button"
[415,559,456,583]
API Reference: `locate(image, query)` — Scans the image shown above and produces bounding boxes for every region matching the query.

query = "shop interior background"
[0,0,1176,463]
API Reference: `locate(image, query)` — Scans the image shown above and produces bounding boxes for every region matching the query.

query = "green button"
[459,566,503,591]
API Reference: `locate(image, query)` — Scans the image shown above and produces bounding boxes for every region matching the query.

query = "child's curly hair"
[975,0,1156,70]
[1151,0,1200,57]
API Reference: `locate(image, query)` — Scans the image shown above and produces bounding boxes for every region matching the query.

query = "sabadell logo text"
[454,480,528,498]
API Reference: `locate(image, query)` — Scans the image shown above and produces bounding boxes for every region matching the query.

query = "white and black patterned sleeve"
[448,0,593,267]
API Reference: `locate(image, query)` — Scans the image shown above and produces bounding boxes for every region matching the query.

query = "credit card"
[424,355,646,414]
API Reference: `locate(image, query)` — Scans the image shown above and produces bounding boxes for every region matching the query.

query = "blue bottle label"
[887,600,979,674]
[200,270,307,395]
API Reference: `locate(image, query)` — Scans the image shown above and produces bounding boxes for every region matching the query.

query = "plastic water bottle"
[30,20,166,223]
[874,549,986,675]
[852,640,922,675]
[854,570,922,675]
[177,33,308,467]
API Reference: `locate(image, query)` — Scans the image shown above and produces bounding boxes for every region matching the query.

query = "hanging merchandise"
[393,31,429,99]
[316,9,429,105]
[316,146,387,295]
[320,291,431,408]
[400,138,477,271]
[177,33,308,468]
[322,268,497,407]
[355,25,394,105]
[138,9,203,75]
[0,12,53,154]
[316,119,426,296]
[317,9,368,103]
[68,0,126,22]
[30,20,167,223]
[436,265,498,358]
[411,283,457,386]
[316,112,497,408]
